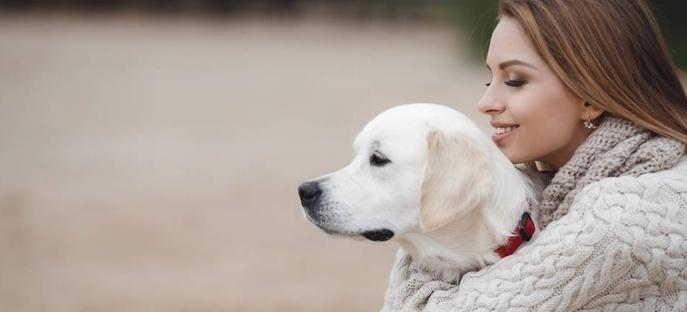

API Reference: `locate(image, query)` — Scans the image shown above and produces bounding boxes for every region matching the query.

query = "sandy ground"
[0,13,489,311]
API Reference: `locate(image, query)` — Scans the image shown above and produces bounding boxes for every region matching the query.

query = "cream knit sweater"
[382,156,687,311]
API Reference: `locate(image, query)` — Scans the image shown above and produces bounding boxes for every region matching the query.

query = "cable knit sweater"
[382,117,687,311]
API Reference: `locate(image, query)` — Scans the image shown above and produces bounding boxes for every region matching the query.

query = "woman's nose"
[477,90,506,115]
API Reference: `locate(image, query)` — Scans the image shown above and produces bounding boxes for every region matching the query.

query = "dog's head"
[298,104,493,242]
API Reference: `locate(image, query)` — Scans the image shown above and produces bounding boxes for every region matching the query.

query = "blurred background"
[0,1,684,311]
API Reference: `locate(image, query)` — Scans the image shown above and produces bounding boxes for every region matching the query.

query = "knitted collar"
[538,115,685,230]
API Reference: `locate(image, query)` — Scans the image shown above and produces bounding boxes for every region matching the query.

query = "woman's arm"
[382,176,687,311]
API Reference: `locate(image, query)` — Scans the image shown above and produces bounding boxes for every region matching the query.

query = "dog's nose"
[298,181,322,207]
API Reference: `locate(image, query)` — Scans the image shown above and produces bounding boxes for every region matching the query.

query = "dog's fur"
[299,103,542,281]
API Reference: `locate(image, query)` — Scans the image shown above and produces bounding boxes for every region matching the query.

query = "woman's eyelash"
[484,80,526,87]
[505,80,526,87]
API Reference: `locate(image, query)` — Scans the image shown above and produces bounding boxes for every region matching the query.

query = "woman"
[382,0,687,311]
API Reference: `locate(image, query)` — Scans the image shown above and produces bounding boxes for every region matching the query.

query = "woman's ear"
[419,131,493,232]
[581,102,605,120]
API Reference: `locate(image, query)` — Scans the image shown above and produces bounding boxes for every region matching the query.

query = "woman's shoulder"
[637,154,687,181]
[570,155,687,221]
[583,155,686,195]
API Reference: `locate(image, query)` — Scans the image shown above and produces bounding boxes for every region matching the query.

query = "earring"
[584,112,598,129]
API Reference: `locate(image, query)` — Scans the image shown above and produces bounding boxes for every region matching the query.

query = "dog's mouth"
[317,226,395,242]
[310,221,395,242]
[361,229,395,241]
[303,209,395,242]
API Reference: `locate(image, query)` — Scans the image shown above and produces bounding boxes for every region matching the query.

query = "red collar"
[494,211,536,258]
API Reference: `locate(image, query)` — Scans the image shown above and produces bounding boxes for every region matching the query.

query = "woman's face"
[478,16,591,169]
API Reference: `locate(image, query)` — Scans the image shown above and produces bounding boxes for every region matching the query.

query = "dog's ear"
[420,130,493,232]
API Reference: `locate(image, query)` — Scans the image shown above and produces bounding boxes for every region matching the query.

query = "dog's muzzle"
[362,229,395,241]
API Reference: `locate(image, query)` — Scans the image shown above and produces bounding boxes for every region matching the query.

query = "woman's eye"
[505,80,526,87]
[370,153,391,167]
[485,80,525,87]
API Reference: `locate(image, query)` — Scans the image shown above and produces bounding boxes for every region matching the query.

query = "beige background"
[0,13,489,311]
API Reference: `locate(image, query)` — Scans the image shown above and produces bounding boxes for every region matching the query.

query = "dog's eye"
[370,153,391,167]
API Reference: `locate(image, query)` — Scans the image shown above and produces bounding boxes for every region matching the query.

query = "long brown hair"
[499,0,687,144]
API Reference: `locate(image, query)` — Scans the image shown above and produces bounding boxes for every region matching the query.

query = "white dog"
[298,103,542,281]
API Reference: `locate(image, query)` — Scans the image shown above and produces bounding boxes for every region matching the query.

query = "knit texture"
[539,115,685,229]
[383,157,687,311]
[382,117,687,311]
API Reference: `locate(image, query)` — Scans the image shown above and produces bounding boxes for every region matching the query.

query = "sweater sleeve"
[381,176,687,311]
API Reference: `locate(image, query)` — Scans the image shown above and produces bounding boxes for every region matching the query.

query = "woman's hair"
[499,0,687,144]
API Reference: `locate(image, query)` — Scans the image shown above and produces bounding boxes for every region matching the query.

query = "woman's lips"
[492,126,519,145]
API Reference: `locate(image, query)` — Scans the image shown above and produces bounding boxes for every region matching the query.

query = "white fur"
[302,103,542,281]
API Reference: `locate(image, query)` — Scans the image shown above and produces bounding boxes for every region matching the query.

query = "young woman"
[382,0,687,311]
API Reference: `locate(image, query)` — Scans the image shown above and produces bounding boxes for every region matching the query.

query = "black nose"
[298,181,322,207]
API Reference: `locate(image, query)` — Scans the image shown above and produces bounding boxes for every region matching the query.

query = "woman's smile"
[489,120,519,146]
[491,125,518,145]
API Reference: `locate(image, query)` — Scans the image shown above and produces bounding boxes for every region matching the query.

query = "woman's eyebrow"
[486,59,538,71]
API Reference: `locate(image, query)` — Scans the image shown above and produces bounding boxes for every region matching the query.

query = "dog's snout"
[298,181,322,207]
